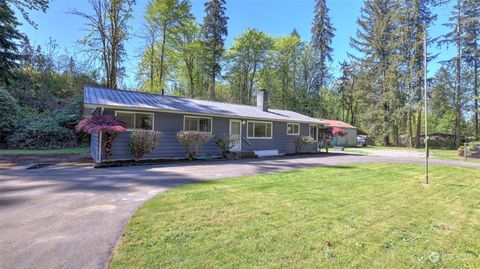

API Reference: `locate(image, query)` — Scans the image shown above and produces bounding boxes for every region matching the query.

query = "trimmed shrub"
[130,130,161,161]
[191,132,213,157]
[76,115,126,161]
[176,131,213,159]
[215,134,239,158]
[176,131,194,160]
[293,136,315,154]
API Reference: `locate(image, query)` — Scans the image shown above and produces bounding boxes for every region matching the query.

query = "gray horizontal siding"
[90,132,99,163]
[242,122,317,154]
[93,108,318,162]
[103,109,227,161]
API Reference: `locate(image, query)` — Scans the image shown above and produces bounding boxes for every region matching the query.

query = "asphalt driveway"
[1,153,479,269]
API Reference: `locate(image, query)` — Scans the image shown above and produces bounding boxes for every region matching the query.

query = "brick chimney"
[257,89,269,112]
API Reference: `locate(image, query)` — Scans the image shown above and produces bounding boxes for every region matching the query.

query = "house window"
[184,116,212,132]
[309,125,318,141]
[115,111,154,130]
[287,123,300,135]
[247,121,272,139]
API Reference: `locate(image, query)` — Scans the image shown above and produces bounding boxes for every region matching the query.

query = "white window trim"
[309,124,318,142]
[115,110,155,131]
[287,123,300,136]
[247,120,273,139]
[183,115,213,133]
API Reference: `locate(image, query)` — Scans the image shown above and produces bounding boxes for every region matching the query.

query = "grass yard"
[0,146,89,155]
[111,163,480,269]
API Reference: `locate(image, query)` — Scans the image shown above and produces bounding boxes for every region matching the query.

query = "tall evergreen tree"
[439,0,465,148]
[7,0,49,27]
[398,0,437,148]
[202,0,228,99]
[462,0,479,138]
[0,0,23,86]
[350,0,401,145]
[311,0,334,89]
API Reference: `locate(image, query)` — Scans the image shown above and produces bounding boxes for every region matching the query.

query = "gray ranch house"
[83,86,325,163]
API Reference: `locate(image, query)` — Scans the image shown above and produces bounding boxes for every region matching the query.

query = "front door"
[229,120,242,152]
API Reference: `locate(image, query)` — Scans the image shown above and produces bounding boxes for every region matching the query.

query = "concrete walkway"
[1,154,478,269]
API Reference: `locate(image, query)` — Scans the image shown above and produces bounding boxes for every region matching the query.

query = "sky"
[17,0,455,88]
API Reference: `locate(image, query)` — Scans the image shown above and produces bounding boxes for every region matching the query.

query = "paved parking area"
[1,154,478,269]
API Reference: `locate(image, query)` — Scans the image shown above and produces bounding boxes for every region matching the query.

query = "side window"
[184,117,198,131]
[287,123,300,135]
[247,121,273,139]
[116,112,134,129]
[135,113,153,130]
[309,125,318,141]
[115,111,154,130]
[184,116,212,132]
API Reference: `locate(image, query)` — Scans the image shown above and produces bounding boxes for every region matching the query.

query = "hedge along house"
[84,86,324,163]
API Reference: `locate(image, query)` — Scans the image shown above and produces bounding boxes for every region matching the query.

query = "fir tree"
[398,0,437,148]
[202,0,228,99]
[439,0,465,148]
[311,0,334,89]
[462,0,479,138]
[0,0,23,86]
[350,0,401,145]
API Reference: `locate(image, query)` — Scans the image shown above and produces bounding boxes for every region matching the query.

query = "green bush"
[0,88,20,144]
[458,142,480,156]
[6,117,77,149]
[176,131,213,159]
[214,134,239,158]
[130,130,161,161]
[293,136,315,154]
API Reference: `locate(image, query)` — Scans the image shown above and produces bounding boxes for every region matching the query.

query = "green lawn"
[0,146,89,155]
[111,163,480,269]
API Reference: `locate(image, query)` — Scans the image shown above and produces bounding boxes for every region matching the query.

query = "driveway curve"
[1,153,479,269]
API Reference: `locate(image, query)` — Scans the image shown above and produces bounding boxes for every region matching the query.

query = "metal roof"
[84,86,324,124]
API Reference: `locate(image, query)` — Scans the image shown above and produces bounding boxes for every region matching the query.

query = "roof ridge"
[84,85,274,111]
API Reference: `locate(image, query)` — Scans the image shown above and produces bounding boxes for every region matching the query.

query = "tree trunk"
[159,24,167,95]
[211,71,216,99]
[454,0,462,148]
[248,63,258,105]
[150,47,155,92]
[415,109,422,148]
[407,108,413,148]
[210,45,217,99]
[188,67,194,98]
[474,61,479,138]
[384,102,390,146]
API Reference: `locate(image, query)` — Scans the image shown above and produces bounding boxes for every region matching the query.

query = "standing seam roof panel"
[83,86,324,124]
